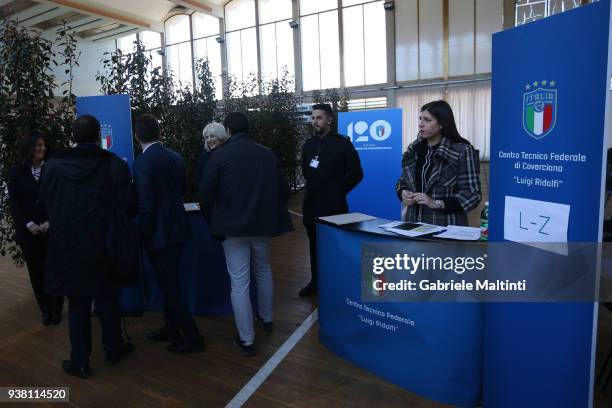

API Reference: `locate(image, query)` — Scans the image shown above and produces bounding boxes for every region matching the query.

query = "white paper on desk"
[184,202,200,212]
[386,223,445,237]
[434,225,481,240]
[378,221,404,229]
[318,212,377,225]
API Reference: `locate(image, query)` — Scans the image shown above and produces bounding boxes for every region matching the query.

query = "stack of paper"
[318,213,377,225]
[434,225,481,241]
[385,222,446,237]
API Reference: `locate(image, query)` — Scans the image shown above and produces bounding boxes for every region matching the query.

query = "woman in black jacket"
[8,131,63,325]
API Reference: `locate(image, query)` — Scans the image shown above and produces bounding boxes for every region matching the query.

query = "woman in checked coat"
[395,100,481,226]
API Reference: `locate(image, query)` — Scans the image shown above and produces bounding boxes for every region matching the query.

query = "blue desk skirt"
[317,223,483,407]
[121,212,233,316]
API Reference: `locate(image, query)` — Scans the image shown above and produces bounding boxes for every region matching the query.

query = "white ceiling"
[87,0,177,22]
[52,0,229,23]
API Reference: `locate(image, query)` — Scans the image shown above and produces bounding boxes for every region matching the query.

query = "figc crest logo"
[101,123,113,150]
[522,80,557,140]
[347,120,392,143]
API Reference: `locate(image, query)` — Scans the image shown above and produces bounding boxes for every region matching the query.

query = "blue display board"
[485,1,611,406]
[75,94,140,310]
[338,108,403,220]
[75,94,134,169]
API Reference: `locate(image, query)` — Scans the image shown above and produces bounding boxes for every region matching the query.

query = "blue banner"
[318,223,482,406]
[76,94,141,311]
[76,94,134,169]
[338,108,403,220]
[486,1,610,406]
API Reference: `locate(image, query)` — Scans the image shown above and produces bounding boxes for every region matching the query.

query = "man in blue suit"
[133,114,205,354]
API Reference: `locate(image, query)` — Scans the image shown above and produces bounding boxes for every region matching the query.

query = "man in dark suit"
[199,112,293,357]
[133,114,205,354]
[41,115,134,378]
[300,103,363,296]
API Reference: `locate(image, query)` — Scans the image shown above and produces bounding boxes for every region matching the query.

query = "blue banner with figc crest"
[339,108,403,220]
[485,1,611,406]
[76,94,141,312]
[76,94,134,169]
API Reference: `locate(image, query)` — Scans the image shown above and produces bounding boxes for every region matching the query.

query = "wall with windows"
[515,0,599,26]
[395,0,503,82]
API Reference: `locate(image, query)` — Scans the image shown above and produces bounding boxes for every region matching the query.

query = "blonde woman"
[197,122,229,184]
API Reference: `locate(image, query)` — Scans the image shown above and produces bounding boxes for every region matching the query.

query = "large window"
[225,0,258,84]
[162,13,224,98]
[258,0,294,83]
[342,1,387,87]
[165,15,194,90]
[116,31,163,76]
[117,33,137,54]
[192,12,222,99]
[300,0,340,91]
[515,0,599,25]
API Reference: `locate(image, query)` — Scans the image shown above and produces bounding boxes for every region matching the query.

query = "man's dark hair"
[135,114,161,143]
[312,103,334,118]
[73,115,101,144]
[223,112,249,135]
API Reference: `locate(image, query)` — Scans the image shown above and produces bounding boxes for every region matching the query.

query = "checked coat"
[395,137,481,226]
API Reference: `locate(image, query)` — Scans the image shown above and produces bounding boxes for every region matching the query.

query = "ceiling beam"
[72,18,113,33]
[168,0,223,18]
[11,3,56,22]
[22,7,68,27]
[42,15,97,32]
[89,27,140,42]
[36,0,155,30]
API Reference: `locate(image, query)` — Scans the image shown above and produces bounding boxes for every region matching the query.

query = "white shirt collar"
[141,141,160,154]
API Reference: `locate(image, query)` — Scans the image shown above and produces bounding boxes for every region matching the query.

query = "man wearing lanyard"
[299,103,363,296]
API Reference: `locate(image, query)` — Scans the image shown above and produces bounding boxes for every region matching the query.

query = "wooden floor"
[1,174,611,407]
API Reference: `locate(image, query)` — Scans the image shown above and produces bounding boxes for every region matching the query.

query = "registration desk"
[317,219,482,407]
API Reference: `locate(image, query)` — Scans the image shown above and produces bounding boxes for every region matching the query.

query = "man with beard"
[299,103,363,296]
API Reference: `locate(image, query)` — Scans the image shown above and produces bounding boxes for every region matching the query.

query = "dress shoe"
[106,342,134,364]
[62,360,90,379]
[41,313,52,326]
[167,338,206,354]
[147,328,179,343]
[256,314,274,333]
[233,335,256,357]
[298,281,317,297]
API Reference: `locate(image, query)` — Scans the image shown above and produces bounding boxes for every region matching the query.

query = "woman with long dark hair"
[8,131,63,325]
[395,100,481,226]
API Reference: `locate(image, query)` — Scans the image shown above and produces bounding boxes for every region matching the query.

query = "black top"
[7,164,47,243]
[199,132,293,238]
[41,144,134,296]
[301,132,363,226]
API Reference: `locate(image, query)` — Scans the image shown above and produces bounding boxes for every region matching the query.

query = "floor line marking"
[225,308,319,408]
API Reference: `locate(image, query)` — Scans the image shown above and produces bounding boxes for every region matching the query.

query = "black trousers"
[148,245,201,343]
[68,286,123,365]
[18,234,63,317]
[305,222,318,284]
